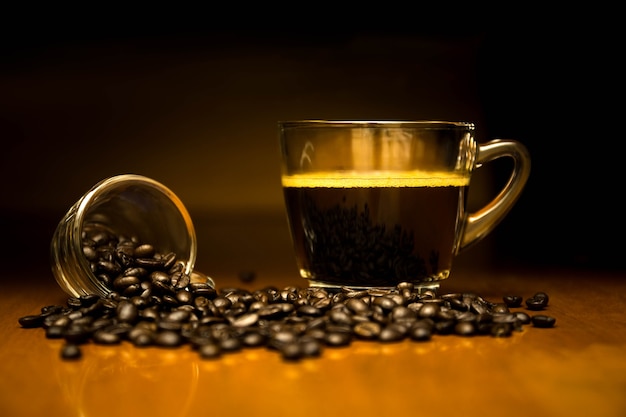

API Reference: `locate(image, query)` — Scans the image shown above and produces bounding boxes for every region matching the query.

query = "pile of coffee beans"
[19,226,556,361]
[80,223,190,295]
[19,280,556,361]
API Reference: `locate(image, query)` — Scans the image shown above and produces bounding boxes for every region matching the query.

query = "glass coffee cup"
[51,174,214,297]
[279,120,531,291]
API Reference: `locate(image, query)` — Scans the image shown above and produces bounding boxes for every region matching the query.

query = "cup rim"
[279,120,475,129]
[74,173,197,280]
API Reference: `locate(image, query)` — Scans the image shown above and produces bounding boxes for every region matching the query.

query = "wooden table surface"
[2,264,625,417]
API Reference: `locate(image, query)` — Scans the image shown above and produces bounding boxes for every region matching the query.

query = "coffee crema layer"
[282,171,470,188]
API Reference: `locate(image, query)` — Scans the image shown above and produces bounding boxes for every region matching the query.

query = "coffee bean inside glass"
[280,121,531,291]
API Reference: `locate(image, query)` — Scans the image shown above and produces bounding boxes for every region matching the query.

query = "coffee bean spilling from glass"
[19,230,556,361]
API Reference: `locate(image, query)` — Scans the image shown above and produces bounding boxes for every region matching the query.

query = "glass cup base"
[305,279,442,294]
[300,268,450,293]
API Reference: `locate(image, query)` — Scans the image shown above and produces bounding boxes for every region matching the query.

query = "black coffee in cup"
[283,172,469,288]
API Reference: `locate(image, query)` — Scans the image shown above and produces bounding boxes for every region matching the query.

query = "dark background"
[1,8,622,283]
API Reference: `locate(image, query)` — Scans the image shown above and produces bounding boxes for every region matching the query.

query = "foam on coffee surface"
[282,171,469,188]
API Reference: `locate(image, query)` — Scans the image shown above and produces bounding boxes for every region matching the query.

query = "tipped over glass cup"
[51,174,214,297]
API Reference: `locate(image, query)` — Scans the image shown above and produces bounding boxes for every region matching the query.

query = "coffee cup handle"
[459,139,531,251]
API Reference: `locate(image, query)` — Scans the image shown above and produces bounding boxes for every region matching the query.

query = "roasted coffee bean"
[409,324,432,341]
[198,343,222,359]
[135,258,164,269]
[325,331,352,347]
[134,244,155,258]
[165,310,191,323]
[151,281,175,296]
[161,295,179,307]
[503,295,523,307]
[130,295,151,309]
[158,320,183,331]
[61,343,82,360]
[18,315,44,328]
[104,323,133,337]
[454,321,475,336]
[90,317,113,331]
[525,292,550,310]
[492,313,518,324]
[41,305,64,316]
[515,311,531,324]
[345,298,369,315]
[212,296,232,311]
[470,300,489,315]
[311,297,333,310]
[97,260,121,276]
[418,303,440,318]
[190,283,216,298]
[79,294,100,307]
[113,276,141,291]
[172,273,191,290]
[328,309,353,326]
[391,305,417,322]
[241,331,267,347]
[129,328,154,346]
[531,315,556,328]
[67,297,82,308]
[123,284,142,297]
[297,305,323,317]
[93,330,121,344]
[63,324,91,344]
[379,323,407,342]
[116,245,134,262]
[96,274,112,286]
[155,330,182,347]
[300,337,322,357]
[434,319,456,335]
[354,321,382,339]
[219,337,243,352]
[372,296,398,311]
[83,245,98,260]
[532,292,550,304]
[230,313,259,328]
[491,323,512,337]
[150,271,171,284]
[271,330,298,347]
[125,267,148,278]
[116,301,138,323]
[491,304,510,314]
[67,310,83,321]
[525,297,548,311]
[448,297,469,311]
[275,303,296,316]
[46,314,70,328]
[280,342,303,361]
[140,307,159,322]
[255,305,281,320]
[305,316,327,332]
[455,311,477,322]
[175,290,192,305]
[46,325,65,339]
[162,252,177,270]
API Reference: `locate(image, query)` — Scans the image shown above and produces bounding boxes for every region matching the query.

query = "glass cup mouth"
[279,120,475,130]
[76,174,197,273]
[51,174,202,297]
